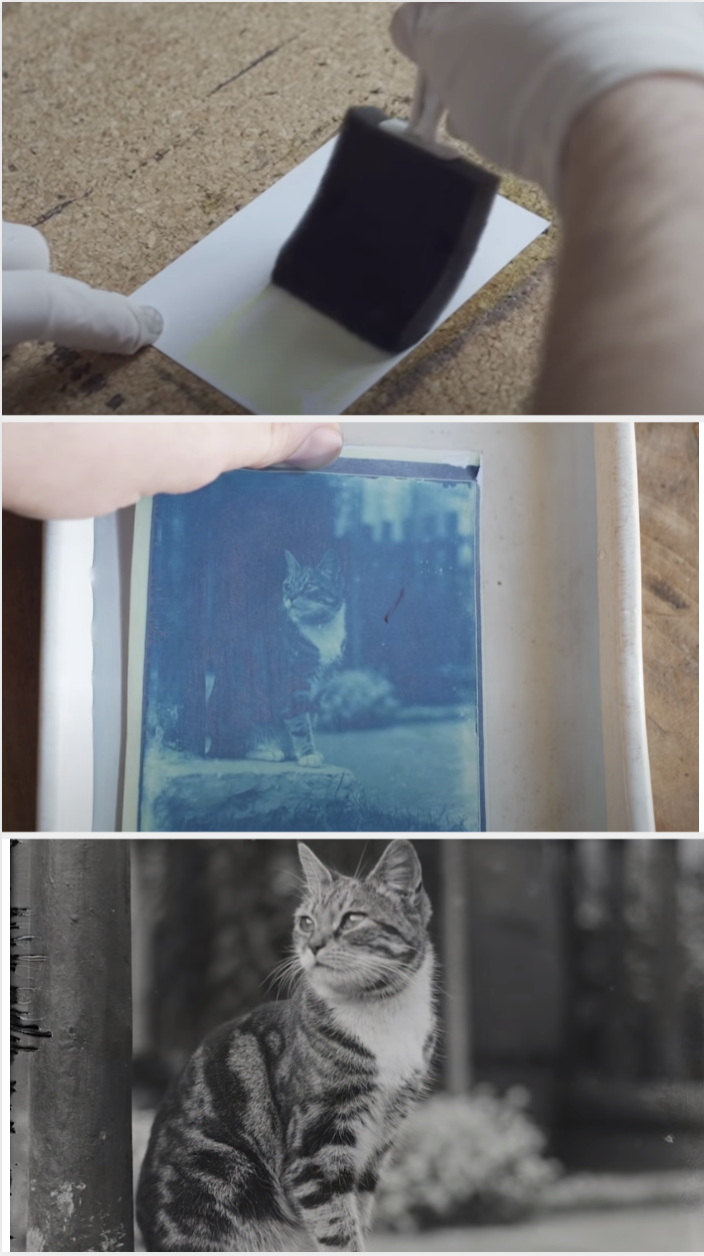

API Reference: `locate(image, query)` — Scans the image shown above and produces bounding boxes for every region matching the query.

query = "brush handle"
[272,105,499,353]
[393,2,704,206]
[409,71,445,144]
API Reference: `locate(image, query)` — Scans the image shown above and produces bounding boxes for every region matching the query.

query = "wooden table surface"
[635,423,699,833]
[2,423,697,834]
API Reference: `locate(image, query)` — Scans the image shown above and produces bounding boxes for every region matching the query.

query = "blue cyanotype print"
[135,459,483,831]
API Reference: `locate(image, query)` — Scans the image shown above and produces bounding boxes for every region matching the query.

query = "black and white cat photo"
[137,840,436,1252]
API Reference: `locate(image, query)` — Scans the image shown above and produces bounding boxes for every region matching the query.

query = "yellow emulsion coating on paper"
[184,285,390,415]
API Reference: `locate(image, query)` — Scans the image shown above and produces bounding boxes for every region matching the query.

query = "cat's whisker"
[335,952,417,977]
[264,954,302,998]
[267,949,298,970]
[353,843,369,882]
[322,953,419,995]
[337,959,401,979]
[279,974,302,1003]
[264,949,298,979]
[266,959,300,988]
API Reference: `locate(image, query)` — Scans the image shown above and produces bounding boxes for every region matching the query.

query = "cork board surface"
[2,2,556,416]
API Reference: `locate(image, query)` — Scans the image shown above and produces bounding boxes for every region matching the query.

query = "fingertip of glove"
[136,305,164,347]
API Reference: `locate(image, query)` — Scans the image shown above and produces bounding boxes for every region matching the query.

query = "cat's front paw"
[297,753,324,768]
[246,747,286,762]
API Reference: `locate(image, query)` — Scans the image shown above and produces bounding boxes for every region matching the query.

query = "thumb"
[229,422,344,472]
[150,421,344,497]
[2,422,345,521]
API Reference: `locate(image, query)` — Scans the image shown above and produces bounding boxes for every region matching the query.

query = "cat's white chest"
[330,951,434,1088]
[297,605,346,669]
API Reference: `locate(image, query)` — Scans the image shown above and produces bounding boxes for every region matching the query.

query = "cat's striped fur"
[245,550,346,767]
[136,841,436,1252]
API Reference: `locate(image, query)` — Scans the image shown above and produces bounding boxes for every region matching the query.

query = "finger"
[2,221,51,273]
[143,421,344,495]
[242,422,344,471]
[2,271,149,354]
[131,304,164,349]
[152,423,344,489]
[133,422,344,499]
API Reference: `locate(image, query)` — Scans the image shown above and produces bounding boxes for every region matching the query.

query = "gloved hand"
[2,220,163,353]
[391,2,704,204]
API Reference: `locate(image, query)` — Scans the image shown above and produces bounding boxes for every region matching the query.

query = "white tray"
[37,421,654,832]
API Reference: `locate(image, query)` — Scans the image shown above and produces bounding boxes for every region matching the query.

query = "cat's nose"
[308,937,326,955]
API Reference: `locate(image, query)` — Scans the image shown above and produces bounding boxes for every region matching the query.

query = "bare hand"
[2,422,344,520]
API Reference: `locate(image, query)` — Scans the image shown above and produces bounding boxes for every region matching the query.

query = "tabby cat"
[136,840,436,1252]
[210,549,346,767]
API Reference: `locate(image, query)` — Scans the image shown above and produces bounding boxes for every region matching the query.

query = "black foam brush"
[272,105,499,354]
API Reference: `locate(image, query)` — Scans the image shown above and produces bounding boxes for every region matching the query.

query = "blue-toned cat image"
[207,549,346,768]
[135,464,484,831]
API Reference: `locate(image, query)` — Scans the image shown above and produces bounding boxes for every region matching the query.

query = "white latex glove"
[391,2,704,204]
[2,221,163,353]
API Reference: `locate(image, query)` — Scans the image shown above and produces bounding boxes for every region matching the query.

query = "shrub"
[318,669,399,730]
[375,1088,561,1233]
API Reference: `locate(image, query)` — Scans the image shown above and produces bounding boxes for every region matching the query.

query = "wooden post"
[652,839,685,1079]
[557,839,580,1080]
[26,840,133,1252]
[602,839,632,1080]
[441,839,472,1094]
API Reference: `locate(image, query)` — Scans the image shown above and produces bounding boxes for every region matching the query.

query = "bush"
[318,669,399,730]
[375,1089,561,1233]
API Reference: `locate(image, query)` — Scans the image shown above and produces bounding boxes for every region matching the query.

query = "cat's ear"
[317,550,341,576]
[285,551,300,578]
[298,842,334,894]
[367,840,423,897]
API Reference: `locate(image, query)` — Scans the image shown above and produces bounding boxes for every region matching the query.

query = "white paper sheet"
[133,135,549,415]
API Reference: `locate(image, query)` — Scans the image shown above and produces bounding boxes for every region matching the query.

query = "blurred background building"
[131,837,704,1173]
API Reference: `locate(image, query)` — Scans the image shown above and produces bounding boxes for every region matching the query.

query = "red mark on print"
[384,588,405,624]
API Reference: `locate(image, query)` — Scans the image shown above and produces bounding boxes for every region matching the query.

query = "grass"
[248,792,469,833]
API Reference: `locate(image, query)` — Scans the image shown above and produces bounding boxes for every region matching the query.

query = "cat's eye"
[298,915,314,932]
[341,912,367,928]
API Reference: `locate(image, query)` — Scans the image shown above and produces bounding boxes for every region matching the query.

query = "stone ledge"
[141,755,362,831]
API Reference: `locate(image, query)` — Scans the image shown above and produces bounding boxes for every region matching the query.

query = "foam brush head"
[272,107,499,354]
